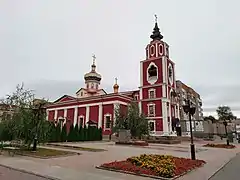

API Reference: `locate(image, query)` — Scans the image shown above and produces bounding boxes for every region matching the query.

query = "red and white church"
[46,19,180,136]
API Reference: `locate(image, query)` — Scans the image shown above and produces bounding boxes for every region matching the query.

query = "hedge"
[48,122,102,142]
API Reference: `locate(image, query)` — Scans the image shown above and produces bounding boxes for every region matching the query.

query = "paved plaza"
[0,141,239,180]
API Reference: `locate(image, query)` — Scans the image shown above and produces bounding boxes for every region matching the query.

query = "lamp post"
[183,97,196,160]
[223,120,229,146]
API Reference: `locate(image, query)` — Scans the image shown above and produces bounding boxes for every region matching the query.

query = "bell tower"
[139,15,179,136]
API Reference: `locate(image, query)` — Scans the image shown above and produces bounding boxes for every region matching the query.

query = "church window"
[166,47,169,57]
[105,114,111,129]
[91,83,94,89]
[86,84,89,89]
[148,89,156,99]
[168,66,173,79]
[159,44,163,55]
[148,103,155,117]
[134,94,139,101]
[148,65,157,78]
[149,121,155,131]
[168,64,173,85]
[96,84,98,89]
[78,116,84,127]
[58,117,65,129]
[80,92,83,96]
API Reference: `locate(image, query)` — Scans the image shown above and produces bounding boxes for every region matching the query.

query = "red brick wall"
[57,109,64,119]
[66,108,74,131]
[89,105,99,124]
[156,119,163,131]
[78,107,86,125]
[48,110,55,121]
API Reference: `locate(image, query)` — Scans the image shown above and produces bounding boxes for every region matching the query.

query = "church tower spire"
[150,14,163,41]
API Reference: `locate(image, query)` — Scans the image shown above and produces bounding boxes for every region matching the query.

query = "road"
[0,165,49,180]
[209,153,240,180]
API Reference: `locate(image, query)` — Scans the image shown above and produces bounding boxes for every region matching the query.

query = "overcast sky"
[0,0,239,117]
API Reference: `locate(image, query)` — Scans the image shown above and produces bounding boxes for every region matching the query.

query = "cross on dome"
[115,77,118,84]
[154,14,157,23]
[92,54,96,65]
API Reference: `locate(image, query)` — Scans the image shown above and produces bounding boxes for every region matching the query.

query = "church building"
[46,19,180,136]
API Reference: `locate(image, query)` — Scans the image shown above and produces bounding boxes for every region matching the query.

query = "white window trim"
[148,120,156,133]
[150,44,155,57]
[104,113,112,131]
[147,103,156,117]
[147,62,158,85]
[148,88,156,99]
[159,44,164,56]
[134,94,139,100]
[78,115,84,127]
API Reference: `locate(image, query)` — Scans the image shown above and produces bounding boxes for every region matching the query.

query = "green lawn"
[2,147,76,158]
[19,148,76,157]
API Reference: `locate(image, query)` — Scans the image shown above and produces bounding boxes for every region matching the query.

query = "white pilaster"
[98,104,102,128]
[64,109,67,118]
[162,85,166,98]
[73,107,78,126]
[54,110,57,120]
[140,62,143,87]
[162,100,169,136]
[86,106,90,126]
[113,103,116,125]
[138,102,142,114]
[169,104,172,133]
[155,42,158,57]
[162,56,166,84]
[46,110,49,121]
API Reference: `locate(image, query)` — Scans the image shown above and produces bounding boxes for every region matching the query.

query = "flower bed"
[97,154,205,179]
[203,143,236,149]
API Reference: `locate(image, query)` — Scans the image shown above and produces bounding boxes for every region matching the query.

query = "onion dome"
[84,55,102,82]
[113,78,119,93]
[150,14,163,41]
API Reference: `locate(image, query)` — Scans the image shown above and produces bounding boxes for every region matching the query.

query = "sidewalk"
[0,142,240,180]
[0,156,151,180]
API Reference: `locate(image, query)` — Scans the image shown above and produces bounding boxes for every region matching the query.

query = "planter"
[116,140,148,146]
[203,143,236,149]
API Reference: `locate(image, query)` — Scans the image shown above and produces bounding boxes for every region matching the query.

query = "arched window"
[148,65,157,78]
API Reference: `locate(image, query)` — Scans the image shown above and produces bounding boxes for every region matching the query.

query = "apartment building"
[176,80,204,135]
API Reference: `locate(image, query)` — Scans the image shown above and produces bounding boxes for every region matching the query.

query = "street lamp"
[223,120,229,146]
[183,96,196,160]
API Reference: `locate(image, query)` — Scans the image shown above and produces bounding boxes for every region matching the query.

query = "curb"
[208,152,240,179]
[0,164,61,180]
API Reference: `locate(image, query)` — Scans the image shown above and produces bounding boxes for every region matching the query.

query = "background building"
[176,80,204,136]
